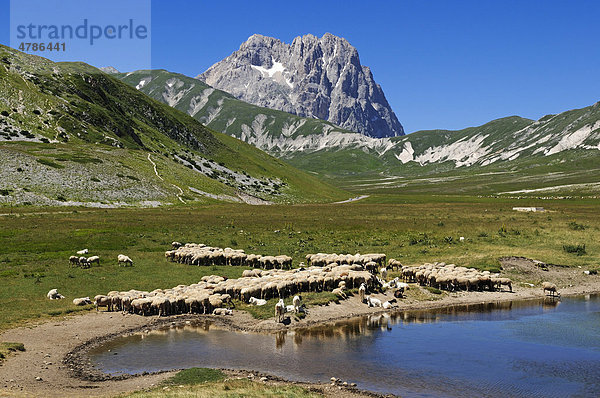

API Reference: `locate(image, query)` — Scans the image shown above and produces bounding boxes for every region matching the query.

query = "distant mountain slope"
[117,69,378,157]
[0,45,348,206]
[198,33,404,138]
[116,66,600,197]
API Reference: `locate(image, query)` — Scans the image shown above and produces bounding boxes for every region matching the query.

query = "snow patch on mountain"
[251,58,293,89]
[136,76,152,90]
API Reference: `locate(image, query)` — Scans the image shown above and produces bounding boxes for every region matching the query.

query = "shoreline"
[1,267,599,397]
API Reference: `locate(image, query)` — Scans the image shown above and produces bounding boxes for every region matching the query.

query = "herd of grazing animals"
[166,243,292,269]
[400,262,514,292]
[56,243,562,322]
[69,249,100,269]
[93,260,381,318]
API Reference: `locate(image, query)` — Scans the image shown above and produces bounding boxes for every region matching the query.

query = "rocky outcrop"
[198,33,403,138]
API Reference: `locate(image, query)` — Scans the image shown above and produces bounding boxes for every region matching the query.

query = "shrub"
[36,158,64,169]
[498,224,508,236]
[568,221,587,231]
[563,244,586,256]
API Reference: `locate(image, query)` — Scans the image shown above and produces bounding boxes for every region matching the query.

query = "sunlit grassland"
[0,196,598,330]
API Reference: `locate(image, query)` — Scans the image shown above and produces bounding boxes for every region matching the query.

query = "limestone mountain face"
[198,33,404,138]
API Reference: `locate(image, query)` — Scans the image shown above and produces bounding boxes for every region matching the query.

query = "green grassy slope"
[0,45,348,205]
[116,68,600,197]
[117,69,357,145]
[1,199,598,330]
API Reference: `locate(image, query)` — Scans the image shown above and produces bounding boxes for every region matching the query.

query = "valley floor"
[0,198,599,397]
[0,259,598,398]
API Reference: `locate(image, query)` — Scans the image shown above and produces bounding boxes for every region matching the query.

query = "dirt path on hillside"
[0,260,598,397]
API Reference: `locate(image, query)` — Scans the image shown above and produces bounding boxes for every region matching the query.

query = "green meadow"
[0,195,599,331]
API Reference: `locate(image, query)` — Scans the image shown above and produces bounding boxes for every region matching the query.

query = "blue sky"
[1,0,599,133]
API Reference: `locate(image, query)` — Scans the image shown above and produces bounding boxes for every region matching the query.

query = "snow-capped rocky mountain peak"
[198,33,404,138]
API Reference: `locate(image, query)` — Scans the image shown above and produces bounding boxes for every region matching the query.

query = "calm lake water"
[89,295,600,397]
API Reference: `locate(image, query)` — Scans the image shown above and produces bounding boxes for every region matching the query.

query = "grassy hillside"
[0,45,348,205]
[117,69,358,150]
[116,69,600,197]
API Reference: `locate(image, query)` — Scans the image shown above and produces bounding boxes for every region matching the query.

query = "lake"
[89,295,600,397]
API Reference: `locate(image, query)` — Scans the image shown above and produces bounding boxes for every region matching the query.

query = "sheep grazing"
[92,261,380,319]
[94,295,112,311]
[117,254,133,267]
[382,301,394,309]
[47,289,64,300]
[387,259,402,271]
[172,241,183,249]
[73,297,92,306]
[78,256,90,268]
[542,282,560,297]
[275,299,286,323]
[76,249,88,255]
[332,287,348,299]
[87,256,100,266]
[69,256,79,266]
[400,262,512,294]
[358,283,367,303]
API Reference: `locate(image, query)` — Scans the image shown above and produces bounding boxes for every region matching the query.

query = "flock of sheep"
[50,243,562,322]
[91,259,381,319]
[68,249,100,269]
[165,242,292,269]
[400,262,514,292]
[68,249,133,268]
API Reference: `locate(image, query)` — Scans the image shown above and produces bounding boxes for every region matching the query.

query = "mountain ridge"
[198,33,404,138]
[0,45,348,206]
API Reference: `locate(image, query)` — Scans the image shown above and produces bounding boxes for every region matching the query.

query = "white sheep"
[380,267,388,281]
[358,283,366,303]
[249,297,267,306]
[47,289,64,300]
[212,308,233,316]
[87,256,100,266]
[275,298,285,322]
[367,296,382,307]
[382,301,393,309]
[73,297,92,306]
[117,254,133,267]
[292,295,302,313]
[76,249,88,255]
[94,294,112,311]
[542,282,560,297]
